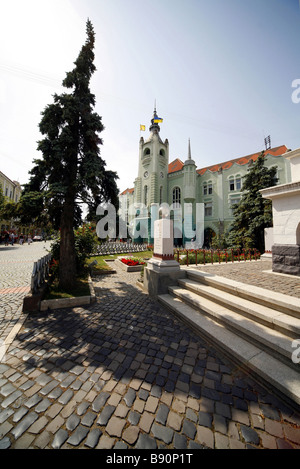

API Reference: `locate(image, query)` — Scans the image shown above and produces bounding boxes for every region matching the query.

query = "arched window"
[143,148,150,156]
[159,149,165,157]
[235,175,242,191]
[203,181,212,195]
[173,187,181,207]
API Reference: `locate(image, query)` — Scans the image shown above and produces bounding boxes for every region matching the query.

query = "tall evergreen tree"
[22,19,118,288]
[227,152,277,253]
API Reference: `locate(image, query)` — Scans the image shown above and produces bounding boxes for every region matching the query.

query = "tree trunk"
[59,194,77,290]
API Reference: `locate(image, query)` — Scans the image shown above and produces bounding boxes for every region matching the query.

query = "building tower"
[182,139,197,243]
[134,107,169,210]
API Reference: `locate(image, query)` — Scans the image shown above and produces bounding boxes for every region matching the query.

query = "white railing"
[95,242,148,256]
[31,253,52,294]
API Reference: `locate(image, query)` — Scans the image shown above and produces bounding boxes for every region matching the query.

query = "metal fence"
[175,248,260,266]
[95,243,149,256]
[31,253,52,294]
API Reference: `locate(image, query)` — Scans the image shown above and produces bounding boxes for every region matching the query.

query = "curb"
[39,275,96,311]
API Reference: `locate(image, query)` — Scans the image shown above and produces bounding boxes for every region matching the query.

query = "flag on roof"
[153,115,163,123]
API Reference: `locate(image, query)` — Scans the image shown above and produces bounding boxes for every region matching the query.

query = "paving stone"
[136,433,157,449]
[155,403,169,425]
[66,414,80,431]
[11,412,38,439]
[124,388,136,407]
[67,425,89,446]
[122,426,140,445]
[52,429,69,449]
[0,437,11,449]
[114,441,128,449]
[28,416,48,434]
[97,405,115,426]
[25,394,42,409]
[128,411,140,426]
[92,392,110,412]
[81,411,97,427]
[0,408,14,424]
[0,383,16,397]
[106,416,126,437]
[48,388,63,400]
[35,398,51,414]
[196,425,214,449]
[173,433,187,449]
[151,423,174,445]
[182,419,197,439]
[85,428,102,448]
[77,401,90,416]
[40,380,59,396]
[1,390,22,408]
[58,389,74,405]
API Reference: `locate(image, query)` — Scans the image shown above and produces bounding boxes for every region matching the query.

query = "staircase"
[158,269,300,409]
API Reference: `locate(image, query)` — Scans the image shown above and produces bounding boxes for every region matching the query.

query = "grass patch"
[45,276,90,300]
[87,250,153,273]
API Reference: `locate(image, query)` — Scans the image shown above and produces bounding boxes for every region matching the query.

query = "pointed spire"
[184,138,195,165]
[188,138,192,160]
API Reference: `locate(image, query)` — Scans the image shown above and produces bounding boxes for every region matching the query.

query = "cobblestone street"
[0,242,52,342]
[1,255,300,450]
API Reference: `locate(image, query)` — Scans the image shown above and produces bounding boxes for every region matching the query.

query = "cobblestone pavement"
[1,259,300,450]
[194,259,300,298]
[0,242,52,341]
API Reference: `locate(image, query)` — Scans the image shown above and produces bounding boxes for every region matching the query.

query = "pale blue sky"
[0,0,299,194]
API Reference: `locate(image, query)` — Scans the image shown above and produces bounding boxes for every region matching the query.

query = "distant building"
[119,109,291,246]
[0,171,22,203]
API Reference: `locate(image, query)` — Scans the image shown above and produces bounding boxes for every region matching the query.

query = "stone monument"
[144,214,185,297]
[261,148,300,276]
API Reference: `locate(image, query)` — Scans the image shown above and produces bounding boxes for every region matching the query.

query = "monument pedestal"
[261,147,300,277]
[144,218,186,297]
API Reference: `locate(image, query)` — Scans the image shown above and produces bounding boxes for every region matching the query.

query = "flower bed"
[117,257,146,272]
[120,258,146,267]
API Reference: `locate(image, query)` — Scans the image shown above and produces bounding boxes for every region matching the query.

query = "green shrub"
[50,222,98,278]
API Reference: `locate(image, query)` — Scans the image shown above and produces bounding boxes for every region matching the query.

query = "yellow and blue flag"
[140,124,146,131]
[153,116,163,123]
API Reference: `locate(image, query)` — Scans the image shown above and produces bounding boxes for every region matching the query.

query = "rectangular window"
[204,202,212,217]
[236,178,241,190]
[208,183,213,195]
[230,198,240,213]
[229,180,235,191]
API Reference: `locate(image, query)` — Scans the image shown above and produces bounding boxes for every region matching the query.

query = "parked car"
[33,235,43,241]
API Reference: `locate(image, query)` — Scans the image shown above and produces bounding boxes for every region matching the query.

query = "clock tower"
[134,107,169,210]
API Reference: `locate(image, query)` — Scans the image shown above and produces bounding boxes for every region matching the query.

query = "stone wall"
[272,244,300,276]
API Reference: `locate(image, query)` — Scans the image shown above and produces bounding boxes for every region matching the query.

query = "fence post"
[195,250,198,266]
[203,250,206,265]
[186,250,189,267]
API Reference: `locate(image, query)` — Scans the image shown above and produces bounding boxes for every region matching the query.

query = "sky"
[0,0,299,196]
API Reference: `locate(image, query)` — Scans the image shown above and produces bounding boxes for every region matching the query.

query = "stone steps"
[158,269,300,409]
